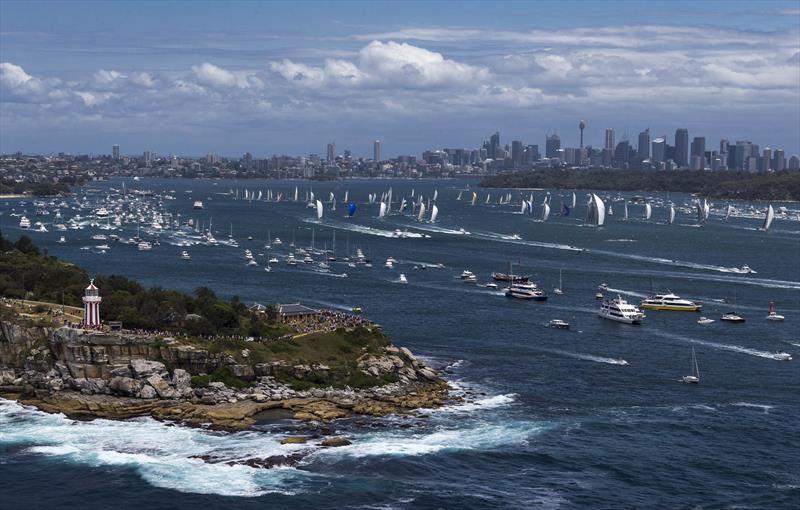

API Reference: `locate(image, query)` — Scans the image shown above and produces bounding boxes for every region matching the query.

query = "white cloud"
[94,69,124,84]
[191,62,262,89]
[0,62,44,94]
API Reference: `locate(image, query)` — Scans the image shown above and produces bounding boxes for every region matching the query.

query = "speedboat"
[398,274,408,284]
[720,312,745,323]
[268,256,279,264]
[461,270,477,283]
[548,319,570,330]
[595,292,604,299]
[640,293,702,312]
[19,216,31,229]
[697,317,715,325]
[598,283,609,291]
[95,207,109,217]
[137,241,152,251]
[766,301,785,321]
[598,296,644,324]
[485,282,498,289]
[773,351,793,361]
[193,201,204,210]
[506,283,547,301]
[181,251,191,260]
[352,306,362,314]
[273,237,283,246]
[738,265,756,274]
[57,236,66,243]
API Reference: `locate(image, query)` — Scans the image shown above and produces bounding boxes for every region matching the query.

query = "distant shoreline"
[479,169,800,201]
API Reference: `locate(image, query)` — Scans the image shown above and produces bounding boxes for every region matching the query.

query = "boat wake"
[536,348,629,365]
[605,287,648,299]
[651,330,792,361]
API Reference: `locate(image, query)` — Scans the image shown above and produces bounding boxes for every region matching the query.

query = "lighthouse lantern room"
[82,279,102,327]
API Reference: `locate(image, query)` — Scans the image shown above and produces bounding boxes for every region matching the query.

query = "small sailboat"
[766,301,785,321]
[553,269,564,295]
[398,273,408,284]
[681,347,700,384]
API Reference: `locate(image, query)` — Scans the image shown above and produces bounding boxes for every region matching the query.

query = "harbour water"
[1,178,799,509]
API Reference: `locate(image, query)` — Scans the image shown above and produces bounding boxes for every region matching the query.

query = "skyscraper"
[638,129,650,160]
[773,149,785,171]
[511,140,523,168]
[674,128,689,167]
[112,144,120,160]
[489,131,500,159]
[652,137,666,164]
[373,140,381,162]
[690,137,705,169]
[326,142,336,163]
[545,134,561,159]
[604,128,615,150]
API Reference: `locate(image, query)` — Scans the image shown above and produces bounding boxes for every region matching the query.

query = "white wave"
[605,238,637,242]
[314,421,542,459]
[605,287,648,299]
[0,399,304,497]
[651,331,791,361]
[301,217,398,238]
[472,231,583,253]
[421,393,518,415]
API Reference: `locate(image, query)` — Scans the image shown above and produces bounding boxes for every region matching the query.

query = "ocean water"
[1,178,798,509]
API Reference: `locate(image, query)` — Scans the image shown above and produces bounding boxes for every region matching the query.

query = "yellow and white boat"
[640,293,702,312]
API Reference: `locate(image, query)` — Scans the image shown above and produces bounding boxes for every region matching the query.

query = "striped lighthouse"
[82,279,102,327]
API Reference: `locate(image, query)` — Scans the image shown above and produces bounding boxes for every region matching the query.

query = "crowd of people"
[290,309,372,335]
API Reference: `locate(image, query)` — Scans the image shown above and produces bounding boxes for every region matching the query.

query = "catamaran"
[681,347,700,384]
[640,293,702,312]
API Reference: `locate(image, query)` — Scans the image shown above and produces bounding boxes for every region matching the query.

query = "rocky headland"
[0,318,452,431]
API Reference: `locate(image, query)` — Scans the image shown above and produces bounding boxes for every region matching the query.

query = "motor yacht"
[193,201,204,210]
[640,293,702,312]
[303,254,313,264]
[287,254,297,266]
[506,283,547,301]
[485,282,498,289]
[137,241,152,251]
[19,216,31,229]
[720,312,745,323]
[268,256,279,264]
[598,296,644,324]
[548,319,570,330]
[384,259,394,269]
[272,237,283,246]
[773,351,792,361]
[461,270,477,283]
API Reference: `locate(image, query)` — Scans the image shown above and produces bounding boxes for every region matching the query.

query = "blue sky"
[2,0,799,157]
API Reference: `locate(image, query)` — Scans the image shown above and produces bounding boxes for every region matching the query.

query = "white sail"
[316,200,323,220]
[703,199,710,221]
[645,202,652,220]
[310,191,315,203]
[669,204,676,225]
[457,191,463,201]
[624,201,629,221]
[725,204,733,221]
[608,205,614,216]
[344,190,348,203]
[294,187,298,202]
[430,204,439,223]
[762,204,774,231]
[471,192,477,206]
[411,188,415,197]
[541,203,551,222]
[433,190,438,201]
[520,201,527,214]
[329,192,334,202]
[486,193,490,204]
[418,201,427,221]
[571,192,577,209]
[587,194,605,226]
[257,191,262,201]
[379,201,387,218]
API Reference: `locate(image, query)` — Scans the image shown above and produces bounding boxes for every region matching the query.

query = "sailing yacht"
[553,269,564,295]
[681,347,700,384]
[766,301,785,321]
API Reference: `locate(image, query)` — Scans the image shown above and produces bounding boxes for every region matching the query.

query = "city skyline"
[2,0,799,156]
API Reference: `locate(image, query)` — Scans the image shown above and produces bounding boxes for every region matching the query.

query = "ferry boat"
[640,293,702,312]
[491,272,529,283]
[598,296,644,324]
[720,312,745,323]
[193,201,204,210]
[548,319,570,330]
[506,283,547,301]
[19,216,31,229]
[181,251,191,260]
